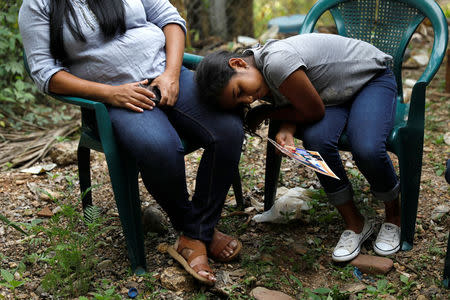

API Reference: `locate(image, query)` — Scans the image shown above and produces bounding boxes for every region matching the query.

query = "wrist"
[97,84,115,104]
[280,122,296,134]
[163,66,181,79]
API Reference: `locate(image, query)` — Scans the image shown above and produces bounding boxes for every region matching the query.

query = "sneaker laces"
[336,231,356,249]
[377,224,399,244]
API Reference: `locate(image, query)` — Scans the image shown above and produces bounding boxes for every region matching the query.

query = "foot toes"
[229,240,238,249]
[198,270,216,282]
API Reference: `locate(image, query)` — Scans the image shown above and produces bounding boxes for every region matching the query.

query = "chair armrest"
[49,93,101,110]
[183,53,203,70]
[49,93,111,139]
[407,81,427,129]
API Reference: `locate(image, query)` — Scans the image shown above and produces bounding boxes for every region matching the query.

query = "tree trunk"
[184,0,254,43]
[226,0,254,39]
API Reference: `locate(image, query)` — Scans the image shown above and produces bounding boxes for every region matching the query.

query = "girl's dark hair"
[195,50,262,136]
[194,50,252,106]
[49,0,126,63]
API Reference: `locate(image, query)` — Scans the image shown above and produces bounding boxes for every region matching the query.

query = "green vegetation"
[0,0,73,130]
[0,0,38,128]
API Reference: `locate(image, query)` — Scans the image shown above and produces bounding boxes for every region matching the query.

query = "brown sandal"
[209,230,242,262]
[167,235,215,286]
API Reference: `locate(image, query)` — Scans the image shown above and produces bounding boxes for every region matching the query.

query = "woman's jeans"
[108,67,244,243]
[297,69,400,206]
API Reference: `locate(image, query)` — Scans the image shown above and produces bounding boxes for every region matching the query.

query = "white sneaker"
[373,223,401,256]
[332,219,374,262]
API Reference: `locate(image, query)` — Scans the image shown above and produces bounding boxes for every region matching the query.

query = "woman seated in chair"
[195,33,401,262]
[19,0,243,285]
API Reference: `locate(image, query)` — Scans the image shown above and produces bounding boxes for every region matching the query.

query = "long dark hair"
[49,0,126,63]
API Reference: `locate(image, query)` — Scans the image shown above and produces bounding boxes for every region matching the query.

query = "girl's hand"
[106,79,157,112]
[151,71,180,107]
[275,122,296,150]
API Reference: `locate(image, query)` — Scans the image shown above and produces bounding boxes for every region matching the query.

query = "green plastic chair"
[24,52,243,274]
[261,0,448,251]
[444,233,449,288]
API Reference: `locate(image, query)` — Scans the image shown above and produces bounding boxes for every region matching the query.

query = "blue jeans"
[297,69,399,206]
[108,67,244,243]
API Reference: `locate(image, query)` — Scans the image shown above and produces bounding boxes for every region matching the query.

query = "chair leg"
[232,167,244,210]
[105,149,146,274]
[397,135,423,251]
[444,232,450,288]
[264,121,282,211]
[78,146,92,209]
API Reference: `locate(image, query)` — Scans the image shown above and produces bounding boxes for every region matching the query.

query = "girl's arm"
[246,69,324,131]
[271,68,325,122]
[49,71,157,112]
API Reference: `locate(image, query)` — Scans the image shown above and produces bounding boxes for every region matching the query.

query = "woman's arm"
[49,71,157,112]
[151,23,185,106]
[20,0,156,112]
[142,0,187,107]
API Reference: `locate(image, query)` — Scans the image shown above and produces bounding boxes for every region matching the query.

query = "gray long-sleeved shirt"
[19,0,186,93]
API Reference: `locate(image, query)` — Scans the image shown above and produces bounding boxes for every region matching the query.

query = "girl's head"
[195,50,270,109]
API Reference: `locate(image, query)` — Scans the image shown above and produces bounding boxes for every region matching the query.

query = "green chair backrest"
[299,0,448,106]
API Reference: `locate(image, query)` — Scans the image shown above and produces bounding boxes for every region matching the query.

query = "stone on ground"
[142,205,167,234]
[250,287,295,300]
[160,266,195,292]
[350,254,393,274]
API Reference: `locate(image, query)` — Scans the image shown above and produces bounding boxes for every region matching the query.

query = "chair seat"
[268,14,306,33]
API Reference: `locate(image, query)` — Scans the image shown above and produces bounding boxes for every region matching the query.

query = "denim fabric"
[297,69,399,206]
[108,67,244,243]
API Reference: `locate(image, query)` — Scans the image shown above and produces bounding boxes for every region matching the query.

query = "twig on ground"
[394,258,419,275]
[0,121,79,168]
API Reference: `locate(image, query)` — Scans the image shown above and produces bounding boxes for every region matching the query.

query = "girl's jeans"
[108,67,244,243]
[297,69,400,206]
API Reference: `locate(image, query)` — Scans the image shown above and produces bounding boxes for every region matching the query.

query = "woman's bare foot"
[173,236,216,283]
[209,230,242,262]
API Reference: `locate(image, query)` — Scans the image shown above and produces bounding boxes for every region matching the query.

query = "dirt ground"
[1,29,449,300]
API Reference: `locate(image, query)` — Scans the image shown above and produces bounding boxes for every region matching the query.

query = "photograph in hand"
[267,138,340,179]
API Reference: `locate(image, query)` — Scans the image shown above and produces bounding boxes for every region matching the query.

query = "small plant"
[289,276,347,300]
[23,199,117,298]
[0,213,29,236]
[0,268,26,297]
[85,286,122,300]
[225,284,251,300]
[330,264,354,281]
[399,274,417,296]
[364,279,396,297]
[141,272,164,299]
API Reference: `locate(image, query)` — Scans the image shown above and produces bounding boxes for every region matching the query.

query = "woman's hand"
[151,71,180,107]
[275,122,296,150]
[106,79,157,112]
